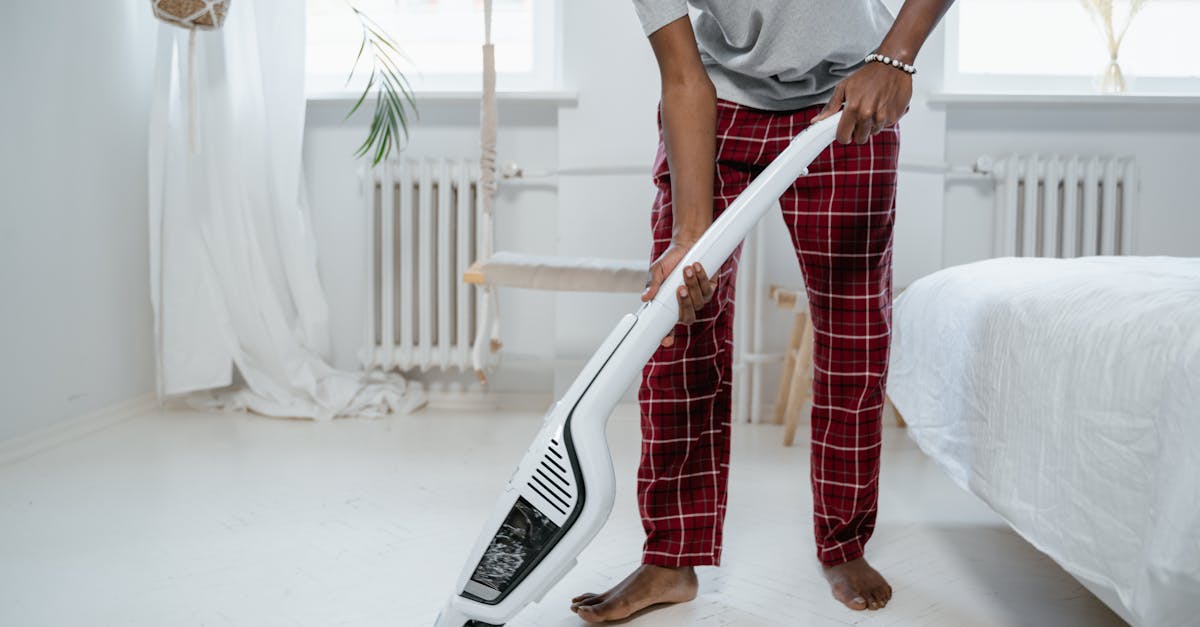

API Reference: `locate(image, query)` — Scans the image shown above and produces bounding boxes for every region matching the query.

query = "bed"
[886,256,1200,627]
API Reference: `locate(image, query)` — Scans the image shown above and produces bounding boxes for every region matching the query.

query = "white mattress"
[887,256,1200,627]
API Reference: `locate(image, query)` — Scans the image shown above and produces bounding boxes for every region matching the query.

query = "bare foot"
[822,557,892,611]
[569,564,698,623]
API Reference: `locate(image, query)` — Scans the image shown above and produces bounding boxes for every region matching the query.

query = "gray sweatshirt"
[632,0,895,110]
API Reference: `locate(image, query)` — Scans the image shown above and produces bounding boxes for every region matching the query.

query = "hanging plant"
[149,0,232,152]
[344,3,418,166]
[150,0,230,29]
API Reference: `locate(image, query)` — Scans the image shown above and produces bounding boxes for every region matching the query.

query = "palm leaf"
[345,2,417,166]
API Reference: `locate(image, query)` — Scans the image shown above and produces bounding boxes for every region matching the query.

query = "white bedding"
[887,256,1200,627]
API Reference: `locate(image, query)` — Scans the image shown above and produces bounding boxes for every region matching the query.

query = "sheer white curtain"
[148,0,424,419]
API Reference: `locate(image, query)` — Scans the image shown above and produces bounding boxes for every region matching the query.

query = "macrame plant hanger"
[150,0,231,152]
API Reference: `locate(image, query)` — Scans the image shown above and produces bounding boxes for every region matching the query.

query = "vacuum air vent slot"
[535,468,571,498]
[544,455,568,475]
[531,475,570,508]
[538,461,570,490]
[526,481,568,515]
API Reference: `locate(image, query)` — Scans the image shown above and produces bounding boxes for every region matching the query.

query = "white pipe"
[438,159,454,370]
[360,166,377,369]
[1042,158,1062,257]
[501,159,992,181]
[733,228,756,424]
[749,219,767,423]
[400,161,415,367]
[1022,154,1039,257]
[740,352,784,363]
[1082,158,1102,257]
[419,160,434,370]
[1062,159,1080,258]
[380,161,396,370]
[1101,158,1119,255]
[997,153,1020,257]
[732,264,749,424]
[1121,159,1138,255]
[456,162,473,369]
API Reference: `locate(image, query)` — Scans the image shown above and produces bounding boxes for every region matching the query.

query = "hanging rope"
[188,27,198,152]
[472,0,501,382]
[151,0,232,153]
[480,0,497,206]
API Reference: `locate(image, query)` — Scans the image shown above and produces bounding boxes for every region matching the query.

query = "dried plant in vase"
[1080,0,1151,93]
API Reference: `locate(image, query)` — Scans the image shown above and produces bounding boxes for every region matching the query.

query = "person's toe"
[575,606,604,624]
[830,580,865,611]
[576,597,624,623]
[575,604,598,621]
[878,583,894,607]
[570,593,606,612]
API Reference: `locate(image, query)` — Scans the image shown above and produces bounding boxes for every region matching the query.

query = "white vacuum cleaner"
[435,112,844,627]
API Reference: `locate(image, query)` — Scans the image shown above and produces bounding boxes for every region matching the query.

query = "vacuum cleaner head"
[435,112,842,627]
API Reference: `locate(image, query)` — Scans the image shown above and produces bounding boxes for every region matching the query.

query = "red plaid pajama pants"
[638,100,899,568]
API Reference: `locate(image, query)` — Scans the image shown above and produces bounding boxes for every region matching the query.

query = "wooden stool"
[769,286,813,446]
[769,286,905,447]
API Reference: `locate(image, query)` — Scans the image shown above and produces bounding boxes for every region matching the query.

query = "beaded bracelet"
[865,53,916,75]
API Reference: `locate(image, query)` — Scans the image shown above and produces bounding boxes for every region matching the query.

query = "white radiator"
[992,154,1138,258]
[360,158,485,372]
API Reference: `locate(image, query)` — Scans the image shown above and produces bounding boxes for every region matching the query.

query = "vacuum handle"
[650,111,842,311]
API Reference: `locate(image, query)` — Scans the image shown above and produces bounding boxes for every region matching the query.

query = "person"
[569,1,955,622]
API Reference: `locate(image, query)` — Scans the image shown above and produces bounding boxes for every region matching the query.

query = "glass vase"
[1095,56,1129,94]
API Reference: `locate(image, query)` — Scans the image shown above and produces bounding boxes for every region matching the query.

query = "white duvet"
[887,256,1200,627]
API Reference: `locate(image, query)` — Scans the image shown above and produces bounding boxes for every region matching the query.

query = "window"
[946,0,1200,94]
[306,0,558,95]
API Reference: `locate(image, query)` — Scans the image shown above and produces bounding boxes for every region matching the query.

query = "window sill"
[928,92,1200,109]
[306,89,579,107]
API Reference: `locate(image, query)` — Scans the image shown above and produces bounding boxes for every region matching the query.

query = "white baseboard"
[0,394,157,466]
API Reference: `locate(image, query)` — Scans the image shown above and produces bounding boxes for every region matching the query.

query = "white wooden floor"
[0,404,1125,627]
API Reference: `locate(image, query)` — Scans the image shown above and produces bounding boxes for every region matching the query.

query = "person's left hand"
[812,61,912,145]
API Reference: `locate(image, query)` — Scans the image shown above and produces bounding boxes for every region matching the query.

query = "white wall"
[0,1,158,441]
[550,3,660,392]
[303,2,1199,403]
[942,106,1200,266]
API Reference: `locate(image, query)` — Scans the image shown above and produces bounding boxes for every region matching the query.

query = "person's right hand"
[642,239,718,347]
